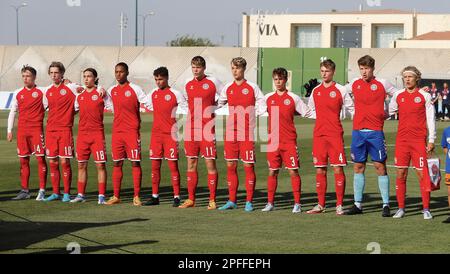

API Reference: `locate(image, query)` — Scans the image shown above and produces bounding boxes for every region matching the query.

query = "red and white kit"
[8,86,46,157]
[75,87,112,163]
[308,82,354,167]
[219,80,266,163]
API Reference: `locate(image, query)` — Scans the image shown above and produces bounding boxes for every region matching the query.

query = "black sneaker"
[344,204,363,215]
[443,216,450,224]
[173,197,181,207]
[143,196,160,206]
[382,205,391,217]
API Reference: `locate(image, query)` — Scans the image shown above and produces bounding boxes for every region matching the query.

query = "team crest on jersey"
[202,83,209,90]
[284,99,291,106]
[32,91,39,98]
[165,94,171,101]
[125,91,132,97]
[414,97,421,103]
[92,95,98,101]
[370,84,378,91]
[329,91,336,98]
[60,89,67,95]
[242,88,249,95]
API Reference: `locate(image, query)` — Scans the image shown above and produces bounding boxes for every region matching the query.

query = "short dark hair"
[21,65,37,76]
[115,62,129,72]
[153,66,169,78]
[358,55,375,68]
[272,67,288,80]
[48,61,65,75]
[83,68,99,85]
[320,59,336,71]
[191,56,206,67]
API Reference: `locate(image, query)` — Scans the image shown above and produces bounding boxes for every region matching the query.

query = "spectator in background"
[442,83,450,121]
[429,82,441,121]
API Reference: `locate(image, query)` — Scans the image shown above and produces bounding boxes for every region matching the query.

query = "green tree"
[167,35,217,47]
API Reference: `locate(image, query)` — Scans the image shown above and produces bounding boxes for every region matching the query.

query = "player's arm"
[217,83,229,109]
[174,89,188,115]
[292,92,313,118]
[67,82,83,95]
[74,94,80,114]
[381,79,397,98]
[424,91,436,151]
[7,92,18,142]
[211,77,224,104]
[131,84,149,108]
[146,89,155,112]
[39,85,50,110]
[338,85,354,119]
[306,92,316,119]
[253,83,267,116]
[388,90,400,116]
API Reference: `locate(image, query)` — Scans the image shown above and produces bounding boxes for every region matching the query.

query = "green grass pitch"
[0,110,449,254]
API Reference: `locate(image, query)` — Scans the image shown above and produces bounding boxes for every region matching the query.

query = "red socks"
[37,156,47,190]
[168,161,180,197]
[291,174,301,204]
[132,166,142,197]
[227,165,238,203]
[98,182,106,196]
[396,178,407,209]
[245,166,256,202]
[112,166,123,198]
[19,157,30,190]
[61,161,72,194]
[49,161,60,195]
[208,173,218,201]
[187,171,198,201]
[316,173,327,207]
[334,173,346,207]
[77,181,87,196]
[151,160,162,196]
[267,175,278,204]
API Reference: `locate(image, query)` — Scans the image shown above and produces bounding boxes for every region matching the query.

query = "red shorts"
[150,133,179,160]
[394,141,427,170]
[76,132,107,163]
[224,140,255,163]
[266,142,299,170]
[17,128,45,157]
[45,130,74,158]
[312,135,347,167]
[112,131,141,161]
[184,140,217,159]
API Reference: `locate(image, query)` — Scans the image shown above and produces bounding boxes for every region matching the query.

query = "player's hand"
[426,143,435,153]
[7,132,13,142]
[63,79,72,85]
[98,87,106,97]
[76,86,84,93]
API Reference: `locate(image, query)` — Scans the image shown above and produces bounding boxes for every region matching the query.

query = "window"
[374,25,404,48]
[294,25,321,48]
[333,25,362,48]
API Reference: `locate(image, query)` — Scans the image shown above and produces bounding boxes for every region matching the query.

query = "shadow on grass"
[0,217,153,253]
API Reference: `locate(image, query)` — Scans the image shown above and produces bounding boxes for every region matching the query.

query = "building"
[242,9,450,48]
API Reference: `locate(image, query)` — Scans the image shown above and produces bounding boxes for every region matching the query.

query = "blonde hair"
[401,66,422,84]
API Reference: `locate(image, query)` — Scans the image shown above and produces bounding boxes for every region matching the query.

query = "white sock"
[355,202,362,209]
[152,194,159,198]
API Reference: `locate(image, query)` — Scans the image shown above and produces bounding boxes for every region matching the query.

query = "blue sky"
[1,0,450,47]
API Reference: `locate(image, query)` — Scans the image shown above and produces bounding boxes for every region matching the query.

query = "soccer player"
[389,66,436,220]
[344,55,397,217]
[7,65,47,201]
[70,68,112,204]
[105,62,148,206]
[217,57,266,212]
[143,67,186,207]
[262,67,313,213]
[179,56,223,209]
[43,62,81,202]
[306,59,354,215]
[441,126,450,223]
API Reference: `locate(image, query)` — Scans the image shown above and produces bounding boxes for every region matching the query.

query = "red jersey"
[185,76,222,129]
[7,86,45,133]
[347,77,395,131]
[107,82,147,133]
[147,87,186,135]
[389,88,436,143]
[265,91,312,143]
[218,80,266,141]
[75,87,112,133]
[44,83,78,131]
[308,82,354,137]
